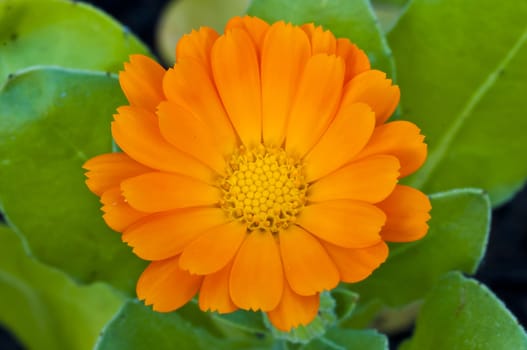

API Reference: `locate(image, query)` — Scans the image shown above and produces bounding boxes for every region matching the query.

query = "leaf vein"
[411,26,527,188]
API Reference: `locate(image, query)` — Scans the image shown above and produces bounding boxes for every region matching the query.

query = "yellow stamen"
[221,145,308,233]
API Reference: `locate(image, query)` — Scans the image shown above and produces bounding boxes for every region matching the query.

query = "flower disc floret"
[221,145,307,233]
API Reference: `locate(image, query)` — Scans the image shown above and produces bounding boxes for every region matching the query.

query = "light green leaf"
[403,272,527,350]
[388,0,527,205]
[351,188,490,306]
[157,0,250,64]
[0,67,146,293]
[0,0,148,84]
[301,328,388,350]
[247,0,395,77]
[96,297,382,350]
[0,224,124,350]
[95,301,273,350]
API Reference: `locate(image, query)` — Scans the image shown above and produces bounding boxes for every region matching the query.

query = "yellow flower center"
[220,145,308,233]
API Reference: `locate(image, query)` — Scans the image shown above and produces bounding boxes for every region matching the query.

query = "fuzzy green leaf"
[247,0,395,77]
[0,0,148,84]
[389,0,527,205]
[95,301,273,350]
[0,67,146,293]
[0,224,123,350]
[301,328,388,350]
[403,272,527,350]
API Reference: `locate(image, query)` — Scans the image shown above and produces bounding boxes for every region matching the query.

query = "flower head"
[84,16,431,331]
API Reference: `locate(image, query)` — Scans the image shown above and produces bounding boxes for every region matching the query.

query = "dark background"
[1,0,526,348]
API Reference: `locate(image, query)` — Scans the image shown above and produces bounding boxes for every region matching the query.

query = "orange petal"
[230,232,283,311]
[199,260,238,313]
[341,70,400,125]
[301,23,336,55]
[267,281,319,332]
[123,207,227,260]
[336,38,371,82]
[175,26,219,71]
[212,28,262,148]
[163,60,237,156]
[119,54,165,111]
[83,152,151,196]
[137,256,202,312]
[261,21,310,146]
[157,101,225,175]
[111,106,214,182]
[354,121,427,178]
[304,103,375,182]
[297,200,385,248]
[280,225,339,295]
[285,54,344,157]
[121,172,219,213]
[100,187,149,232]
[308,155,400,203]
[377,185,431,242]
[179,221,246,275]
[322,241,389,283]
[225,16,270,50]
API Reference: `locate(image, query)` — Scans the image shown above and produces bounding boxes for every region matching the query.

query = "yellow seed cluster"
[220,145,307,233]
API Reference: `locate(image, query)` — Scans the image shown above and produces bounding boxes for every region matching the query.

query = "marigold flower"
[83,16,431,331]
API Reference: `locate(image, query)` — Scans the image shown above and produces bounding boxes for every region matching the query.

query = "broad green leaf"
[95,301,273,350]
[247,0,395,77]
[0,67,146,293]
[403,272,527,350]
[96,300,384,350]
[388,0,527,205]
[157,0,250,64]
[0,0,148,84]
[301,328,388,350]
[351,188,490,306]
[0,224,124,350]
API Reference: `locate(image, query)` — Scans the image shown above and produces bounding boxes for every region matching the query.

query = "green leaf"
[247,0,395,77]
[95,301,273,350]
[0,0,148,84]
[351,188,490,306]
[302,328,388,350]
[0,67,146,293]
[0,224,124,350]
[97,299,385,350]
[388,0,527,205]
[403,272,527,350]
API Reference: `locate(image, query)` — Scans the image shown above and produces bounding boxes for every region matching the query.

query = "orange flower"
[83,16,431,331]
